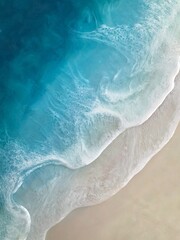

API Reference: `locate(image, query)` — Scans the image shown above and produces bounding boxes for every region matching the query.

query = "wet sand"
[46,125,180,240]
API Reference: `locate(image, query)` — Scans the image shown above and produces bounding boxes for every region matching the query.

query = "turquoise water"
[0,1,180,239]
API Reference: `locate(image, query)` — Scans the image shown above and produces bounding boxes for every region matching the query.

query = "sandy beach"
[46,125,180,240]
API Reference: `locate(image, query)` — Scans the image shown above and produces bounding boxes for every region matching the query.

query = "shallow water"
[0,1,180,239]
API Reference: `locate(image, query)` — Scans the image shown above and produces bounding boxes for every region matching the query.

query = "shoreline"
[46,125,180,240]
[14,76,180,240]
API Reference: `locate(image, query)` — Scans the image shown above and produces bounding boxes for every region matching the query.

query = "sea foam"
[0,1,180,239]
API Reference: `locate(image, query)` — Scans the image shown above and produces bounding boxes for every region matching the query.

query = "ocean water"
[0,1,180,239]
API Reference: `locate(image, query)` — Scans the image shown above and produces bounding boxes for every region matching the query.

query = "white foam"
[14,74,180,240]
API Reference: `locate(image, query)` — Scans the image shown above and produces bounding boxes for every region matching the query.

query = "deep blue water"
[0,1,180,239]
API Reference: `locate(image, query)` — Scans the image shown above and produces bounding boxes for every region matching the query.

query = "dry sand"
[46,125,180,240]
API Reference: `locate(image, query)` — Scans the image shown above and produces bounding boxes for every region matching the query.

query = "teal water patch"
[0,0,180,239]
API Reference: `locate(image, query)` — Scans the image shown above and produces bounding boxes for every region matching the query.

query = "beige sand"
[46,125,180,240]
